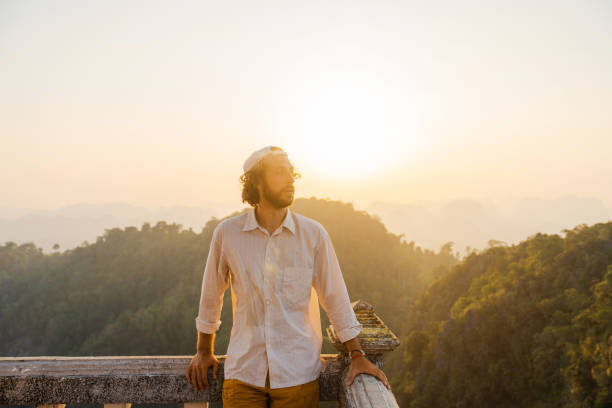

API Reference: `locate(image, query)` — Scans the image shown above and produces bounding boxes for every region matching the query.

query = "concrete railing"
[0,300,399,408]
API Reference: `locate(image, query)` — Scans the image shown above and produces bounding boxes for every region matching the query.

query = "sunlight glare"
[279,76,423,179]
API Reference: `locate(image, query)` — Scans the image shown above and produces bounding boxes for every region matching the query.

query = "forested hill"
[397,222,612,408]
[0,197,458,361]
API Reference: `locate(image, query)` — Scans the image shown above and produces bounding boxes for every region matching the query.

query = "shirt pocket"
[281,266,313,311]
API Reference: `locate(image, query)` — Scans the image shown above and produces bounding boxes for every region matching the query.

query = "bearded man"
[186,146,389,407]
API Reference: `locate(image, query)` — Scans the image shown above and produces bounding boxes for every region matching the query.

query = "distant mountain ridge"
[2,195,611,255]
[0,201,239,253]
[368,195,612,255]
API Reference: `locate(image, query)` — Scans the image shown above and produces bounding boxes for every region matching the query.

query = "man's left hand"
[346,355,390,389]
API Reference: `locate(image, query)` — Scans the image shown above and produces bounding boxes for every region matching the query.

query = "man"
[185,146,389,407]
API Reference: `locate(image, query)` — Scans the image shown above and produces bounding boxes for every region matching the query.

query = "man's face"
[259,154,296,209]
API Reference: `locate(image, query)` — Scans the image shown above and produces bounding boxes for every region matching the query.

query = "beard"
[262,181,294,209]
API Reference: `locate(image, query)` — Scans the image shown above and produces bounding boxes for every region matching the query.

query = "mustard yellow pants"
[222,369,319,408]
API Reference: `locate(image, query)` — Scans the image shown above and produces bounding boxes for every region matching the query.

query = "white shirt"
[195,207,363,389]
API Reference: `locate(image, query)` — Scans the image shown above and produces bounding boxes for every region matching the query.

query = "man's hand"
[346,355,390,390]
[185,351,219,392]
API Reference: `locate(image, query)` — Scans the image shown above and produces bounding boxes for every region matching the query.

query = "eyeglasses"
[272,166,302,180]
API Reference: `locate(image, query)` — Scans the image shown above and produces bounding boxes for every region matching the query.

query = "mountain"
[3,195,610,256]
[395,220,612,407]
[368,195,612,255]
[0,201,237,253]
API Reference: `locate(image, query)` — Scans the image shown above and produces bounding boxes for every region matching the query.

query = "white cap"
[243,146,287,173]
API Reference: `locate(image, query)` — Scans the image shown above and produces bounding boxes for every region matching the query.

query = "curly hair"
[239,159,267,207]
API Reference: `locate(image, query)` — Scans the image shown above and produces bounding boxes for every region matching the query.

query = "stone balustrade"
[0,300,399,407]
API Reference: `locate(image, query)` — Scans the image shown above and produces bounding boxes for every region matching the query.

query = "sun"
[278,74,423,179]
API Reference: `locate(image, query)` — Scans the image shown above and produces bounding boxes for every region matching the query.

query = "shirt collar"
[242,207,296,235]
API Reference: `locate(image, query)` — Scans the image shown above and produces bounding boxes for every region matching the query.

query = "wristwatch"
[350,349,366,359]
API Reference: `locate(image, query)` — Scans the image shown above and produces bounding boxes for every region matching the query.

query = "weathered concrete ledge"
[0,354,344,404]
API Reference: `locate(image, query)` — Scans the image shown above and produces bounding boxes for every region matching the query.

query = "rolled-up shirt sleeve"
[195,225,230,334]
[312,227,363,343]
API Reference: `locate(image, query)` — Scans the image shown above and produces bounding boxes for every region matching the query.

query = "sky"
[1,0,611,214]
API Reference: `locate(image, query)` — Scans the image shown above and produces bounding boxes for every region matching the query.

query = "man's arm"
[312,228,363,343]
[197,330,215,355]
[312,227,390,389]
[186,331,219,392]
[343,336,362,354]
[186,226,229,391]
[195,225,230,334]
[344,333,390,389]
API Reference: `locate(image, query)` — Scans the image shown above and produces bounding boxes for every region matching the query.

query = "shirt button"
[265,299,271,305]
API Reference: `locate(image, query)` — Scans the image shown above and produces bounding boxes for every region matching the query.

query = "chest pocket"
[281,266,313,311]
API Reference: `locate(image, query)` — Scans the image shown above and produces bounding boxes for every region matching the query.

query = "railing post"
[326,300,401,408]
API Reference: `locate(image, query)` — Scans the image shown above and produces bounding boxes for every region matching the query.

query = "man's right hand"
[185,352,219,392]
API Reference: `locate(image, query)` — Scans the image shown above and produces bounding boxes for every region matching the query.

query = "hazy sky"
[2,0,611,212]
